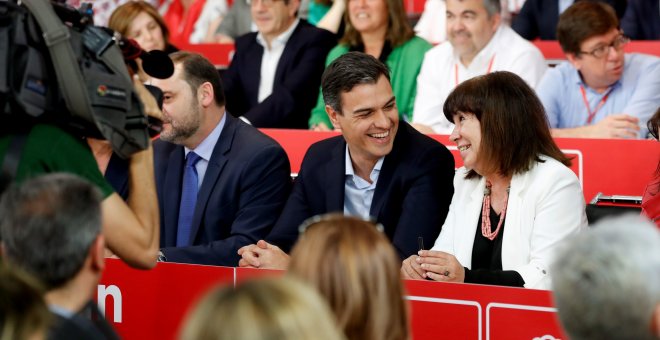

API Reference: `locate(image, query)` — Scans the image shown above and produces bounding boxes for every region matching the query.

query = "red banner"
[98,260,567,340]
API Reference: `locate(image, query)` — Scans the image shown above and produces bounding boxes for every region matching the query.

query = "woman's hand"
[401,254,426,279]
[417,250,465,283]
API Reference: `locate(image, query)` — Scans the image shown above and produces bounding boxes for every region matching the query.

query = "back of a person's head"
[288,214,409,340]
[0,173,102,290]
[181,277,344,340]
[0,264,50,340]
[551,215,660,340]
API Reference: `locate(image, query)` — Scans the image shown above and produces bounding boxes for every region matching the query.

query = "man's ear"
[325,105,342,130]
[199,82,215,108]
[89,235,106,273]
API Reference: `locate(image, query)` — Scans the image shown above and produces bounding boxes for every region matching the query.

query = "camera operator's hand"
[133,75,163,121]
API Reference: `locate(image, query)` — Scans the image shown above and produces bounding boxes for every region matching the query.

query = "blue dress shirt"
[536,53,660,138]
[343,145,384,220]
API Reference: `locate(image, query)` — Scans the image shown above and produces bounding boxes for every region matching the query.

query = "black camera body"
[0,0,168,158]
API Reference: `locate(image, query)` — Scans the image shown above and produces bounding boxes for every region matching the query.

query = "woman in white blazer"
[401,71,587,290]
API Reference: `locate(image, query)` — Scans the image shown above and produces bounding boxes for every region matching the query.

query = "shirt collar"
[185,113,227,161]
[256,18,300,50]
[344,145,384,179]
[49,304,75,319]
[571,68,623,93]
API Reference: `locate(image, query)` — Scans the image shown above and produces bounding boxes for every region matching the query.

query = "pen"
[418,236,424,252]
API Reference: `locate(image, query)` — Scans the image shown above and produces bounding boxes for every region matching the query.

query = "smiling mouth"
[368,131,390,139]
[458,144,471,151]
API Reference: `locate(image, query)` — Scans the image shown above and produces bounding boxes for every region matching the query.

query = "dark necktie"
[176,152,202,247]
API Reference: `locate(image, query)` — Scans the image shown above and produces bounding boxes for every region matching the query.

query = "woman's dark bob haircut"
[443,71,570,179]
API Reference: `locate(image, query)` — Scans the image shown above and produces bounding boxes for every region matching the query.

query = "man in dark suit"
[238,52,455,269]
[0,173,119,340]
[621,0,660,40]
[221,0,336,129]
[151,52,291,266]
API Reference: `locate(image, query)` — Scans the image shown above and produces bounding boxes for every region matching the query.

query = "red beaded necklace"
[481,180,510,241]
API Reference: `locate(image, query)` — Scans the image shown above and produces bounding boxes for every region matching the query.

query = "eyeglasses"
[298,213,384,235]
[579,34,630,59]
[246,0,282,6]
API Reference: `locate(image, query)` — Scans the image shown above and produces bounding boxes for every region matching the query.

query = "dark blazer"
[512,0,627,40]
[155,115,291,266]
[621,0,660,40]
[48,302,119,340]
[222,20,336,129]
[266,122,455,260]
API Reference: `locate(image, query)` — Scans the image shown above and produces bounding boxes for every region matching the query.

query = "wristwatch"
[157,250,167,262]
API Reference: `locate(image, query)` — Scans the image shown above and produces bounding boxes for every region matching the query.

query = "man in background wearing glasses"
[536,1,660,139]
[221,0,336,128]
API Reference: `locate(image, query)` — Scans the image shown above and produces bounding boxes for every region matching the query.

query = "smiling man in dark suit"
[151,51,291,266]
[238,52,455,269]
[221,0,336,129]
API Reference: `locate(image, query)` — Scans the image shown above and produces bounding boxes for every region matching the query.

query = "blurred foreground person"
[0,264,50,340]
[288,214,409,340]
[181,277,344,340]
[0,173,119,340]
[402,72,587,289]
[551,215,660,339]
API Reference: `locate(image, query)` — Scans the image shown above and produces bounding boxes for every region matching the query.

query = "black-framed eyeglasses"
[297,213,385,235]
[578,34,630,59]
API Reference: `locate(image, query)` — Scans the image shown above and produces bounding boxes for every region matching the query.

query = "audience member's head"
[0,265,50,340]
[443,71,569,179]
[181,277,344,340]
[250,0,300,45]
[108,1,171,52]
[551,215,660,340]
[557,2,627,90]
[152,52,225,148]
[0,173,104,291]
[288,214,409,340]
[322,52,398,165]
[446,0,501,64]
[341,0,413,48]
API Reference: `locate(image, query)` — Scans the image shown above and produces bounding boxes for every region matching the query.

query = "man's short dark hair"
[321,52,391,114]
[170,52,226,107]
[557,2,619,56]
[0,173,102,290]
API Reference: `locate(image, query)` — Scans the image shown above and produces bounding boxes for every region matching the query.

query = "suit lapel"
[163,146,185,247]
[187,116,234,245]
[273,21,303,85]
[370,123,409,219]
[455,177,485,267]
[245,41,264,105]
[324,138,346,213]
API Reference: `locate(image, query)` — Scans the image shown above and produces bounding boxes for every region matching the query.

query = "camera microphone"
[115,35,174,79]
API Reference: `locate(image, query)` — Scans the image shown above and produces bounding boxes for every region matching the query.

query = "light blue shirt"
[184,113,227,188]
[343,145,384,220]
[558,0,573,15]
[536,53,660,138]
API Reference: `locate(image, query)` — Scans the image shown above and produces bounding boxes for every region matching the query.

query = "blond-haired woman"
[288,214,409,340]
[181,277,344,340]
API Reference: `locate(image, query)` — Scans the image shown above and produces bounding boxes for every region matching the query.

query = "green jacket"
[308,36,432,129]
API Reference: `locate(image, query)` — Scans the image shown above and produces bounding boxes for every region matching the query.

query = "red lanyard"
[455,54,496,87]
[580,85,613,124]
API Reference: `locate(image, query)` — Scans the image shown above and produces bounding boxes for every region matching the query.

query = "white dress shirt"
[343,145,384,220]
[412,25,547,134]
[256,19,300,103]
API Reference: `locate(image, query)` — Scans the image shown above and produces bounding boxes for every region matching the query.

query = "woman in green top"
[308,0,432,130]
